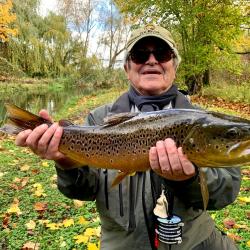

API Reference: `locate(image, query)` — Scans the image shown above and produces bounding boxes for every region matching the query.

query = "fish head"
[183,123,250,167]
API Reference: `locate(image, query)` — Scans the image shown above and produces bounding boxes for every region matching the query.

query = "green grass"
[0,86,249,249]
[203,81,250,104]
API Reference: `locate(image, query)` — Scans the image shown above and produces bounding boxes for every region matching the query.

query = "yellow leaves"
[210,213,216,220]
[74,226,101,246]
[7,198,22,215]
[78,216,89,225]
[247,240,250,247]
[62,218,74,227]
[0,0,18,42]
[41,161,49,167]
[46,223,61,230]
[0,171,6,178]
[87,242,99,250]
[25,220,36,230]
[33,183,46,197]
[238,196,250,203]
[73,235,89,244]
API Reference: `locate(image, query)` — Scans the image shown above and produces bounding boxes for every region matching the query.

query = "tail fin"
[0,104,51,135]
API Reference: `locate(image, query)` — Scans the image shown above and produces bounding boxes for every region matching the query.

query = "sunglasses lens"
[130,50,150,64]
[130,48,173,64]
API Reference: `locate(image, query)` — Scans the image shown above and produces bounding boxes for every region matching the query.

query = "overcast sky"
[39,0,58,16]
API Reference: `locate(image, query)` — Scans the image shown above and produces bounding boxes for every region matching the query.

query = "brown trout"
[1,104,250,207]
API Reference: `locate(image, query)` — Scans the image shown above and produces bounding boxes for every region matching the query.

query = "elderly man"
[16,25,240,250]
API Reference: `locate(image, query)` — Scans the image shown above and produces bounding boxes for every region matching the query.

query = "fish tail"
[0,104,51,135]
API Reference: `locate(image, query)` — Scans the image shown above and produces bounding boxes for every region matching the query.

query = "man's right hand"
[15,109,66,161]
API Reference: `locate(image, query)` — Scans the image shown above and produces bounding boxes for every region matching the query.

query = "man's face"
[124,37,176,96]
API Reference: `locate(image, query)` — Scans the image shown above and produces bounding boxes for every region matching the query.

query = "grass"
[202,81,250,104]
[0,86,250,249]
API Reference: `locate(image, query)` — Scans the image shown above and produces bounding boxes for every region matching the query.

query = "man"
[16,25,240,250]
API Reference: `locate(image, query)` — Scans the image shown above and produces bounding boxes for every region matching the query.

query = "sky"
[38,0,125,67]
[39,0,58,17]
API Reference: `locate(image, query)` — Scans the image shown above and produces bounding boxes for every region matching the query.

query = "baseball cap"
[125,25,181,67]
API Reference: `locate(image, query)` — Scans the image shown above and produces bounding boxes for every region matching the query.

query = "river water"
[0,85,88,125]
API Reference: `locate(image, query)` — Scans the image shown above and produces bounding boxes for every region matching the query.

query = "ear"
[124,63,128,73]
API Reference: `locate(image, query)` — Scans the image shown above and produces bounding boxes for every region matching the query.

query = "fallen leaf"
[238,196,250,203]
[78,216,89,225]
[7,199,22,215]
[73,200,85,208]
[25,220,36,230]
[84,228,98,237]
[0,172,6,178]
[34,202,47,213]
[227,233,243,242]
[20,165,30,171]
[41,161,49,167]
[21,241,40,250]
[246,210,250,219]
[46,223,60,230]
[63,218,74,227]
[223,218,236,229]
[38,219,50,225]
[2,213,10,229]
[242,169,250,176]
[87,243,99,250]
[233,224,250,230]
[74,234,89,244]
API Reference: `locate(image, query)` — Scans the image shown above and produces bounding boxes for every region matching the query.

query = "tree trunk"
[203,69,210,85]
[185,73,203,95]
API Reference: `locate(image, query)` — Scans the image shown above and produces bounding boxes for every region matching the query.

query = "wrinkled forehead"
[131,37,172,51]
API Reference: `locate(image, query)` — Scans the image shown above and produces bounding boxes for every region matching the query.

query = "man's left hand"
[149,138,196,181]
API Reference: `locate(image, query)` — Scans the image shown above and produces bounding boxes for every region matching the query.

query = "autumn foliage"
[0,0,17,42]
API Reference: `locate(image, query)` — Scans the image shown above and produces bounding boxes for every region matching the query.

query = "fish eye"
[225,128,240,138]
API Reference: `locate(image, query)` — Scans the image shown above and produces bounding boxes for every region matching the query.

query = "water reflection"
[0,86,88,125]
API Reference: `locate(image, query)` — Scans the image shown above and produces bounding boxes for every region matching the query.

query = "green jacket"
[56,91,241,250]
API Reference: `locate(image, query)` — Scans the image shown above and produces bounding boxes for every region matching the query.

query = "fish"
[1,103,250,208]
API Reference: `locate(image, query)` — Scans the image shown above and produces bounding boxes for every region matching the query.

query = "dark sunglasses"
[128,48,174,64]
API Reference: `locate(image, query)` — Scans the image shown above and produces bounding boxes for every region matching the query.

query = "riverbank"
[0,87,249,249]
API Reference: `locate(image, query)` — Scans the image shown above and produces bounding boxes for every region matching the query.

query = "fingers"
[16,122,65,161]
[149,138,196,181]
[165,139,184,176]
[39,109,53,122]
[16,129,32,147]
[46,126,65,160]
[178,147,196,176]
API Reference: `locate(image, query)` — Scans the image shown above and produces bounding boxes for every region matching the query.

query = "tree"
[98,1,130,69]
[0,0,17,42]
[115,0,246,94]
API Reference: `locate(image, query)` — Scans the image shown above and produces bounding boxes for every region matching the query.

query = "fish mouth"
[227,140,250,158]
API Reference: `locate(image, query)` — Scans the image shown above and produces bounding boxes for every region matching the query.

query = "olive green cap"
[125,25,181,67]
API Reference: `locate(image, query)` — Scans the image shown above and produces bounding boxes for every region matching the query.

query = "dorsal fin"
[103,112,139,127]
[59,119,74,127]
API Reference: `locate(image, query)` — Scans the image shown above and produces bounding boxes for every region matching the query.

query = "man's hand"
[15,109,66,161]
[149,138,196,181]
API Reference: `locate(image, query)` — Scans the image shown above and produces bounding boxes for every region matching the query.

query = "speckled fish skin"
[1,104,250,172]
[59,109,250,171]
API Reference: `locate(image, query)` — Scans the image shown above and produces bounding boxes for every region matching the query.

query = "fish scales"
[59,116,196,172]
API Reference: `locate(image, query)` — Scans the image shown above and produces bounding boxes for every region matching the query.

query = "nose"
[145,52,158,65]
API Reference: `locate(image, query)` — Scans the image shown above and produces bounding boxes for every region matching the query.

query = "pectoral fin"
[111,171,135,187]
[199,168,209,210]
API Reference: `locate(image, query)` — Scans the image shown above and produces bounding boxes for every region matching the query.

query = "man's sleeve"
[164,167,241,210]
[55,104,112,201]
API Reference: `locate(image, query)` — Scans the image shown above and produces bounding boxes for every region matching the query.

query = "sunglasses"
[128,48,174,64]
